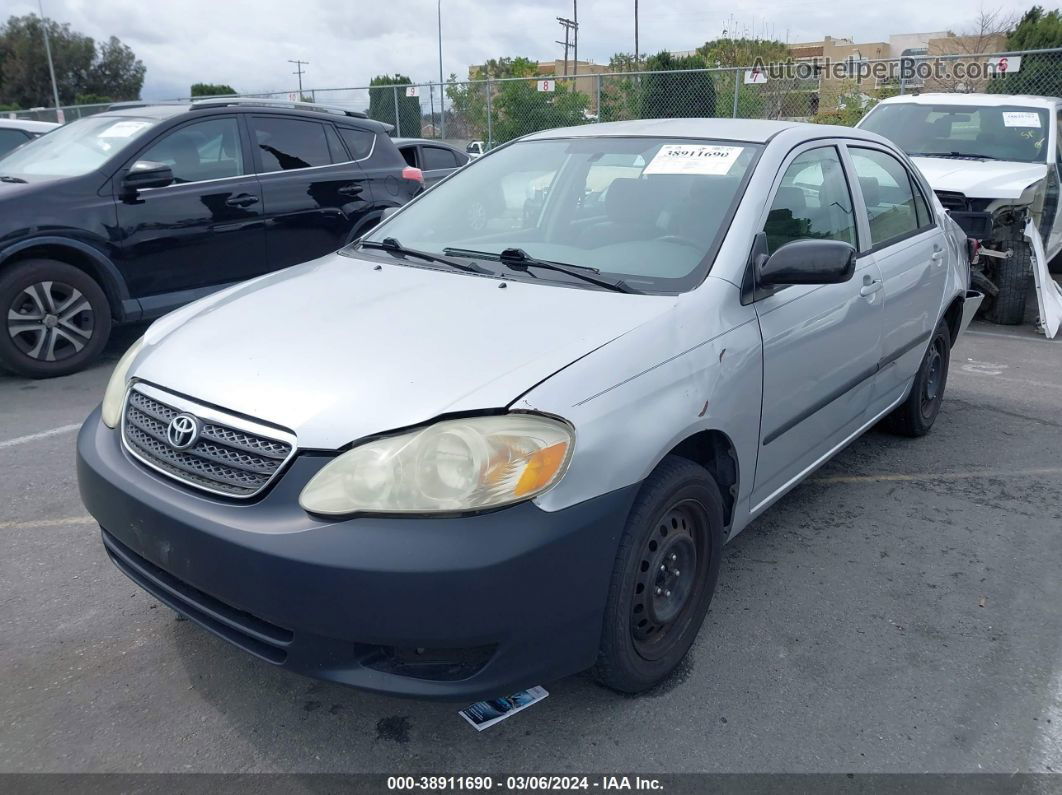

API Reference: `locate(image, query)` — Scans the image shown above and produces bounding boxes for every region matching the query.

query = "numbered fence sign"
[989,56,1022,75]
[536,79,556,93]
[743,68,768,85]
[405,86,420,97]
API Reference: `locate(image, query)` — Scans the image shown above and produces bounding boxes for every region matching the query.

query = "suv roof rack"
[188,97,368,119]
[106,100,186,110]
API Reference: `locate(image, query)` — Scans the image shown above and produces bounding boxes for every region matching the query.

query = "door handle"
[930,246,944,264]
[860,278,883,297]
[337,184,365,197]
[225,193,259,208]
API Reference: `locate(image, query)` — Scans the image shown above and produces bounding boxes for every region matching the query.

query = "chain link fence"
[7,47,1060,147]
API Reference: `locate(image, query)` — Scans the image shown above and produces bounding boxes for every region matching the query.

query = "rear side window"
[763,146,857,253]
[252,117,331,172]
[338,127,375,160]
[849,148,923,247]
[422,146,458,170]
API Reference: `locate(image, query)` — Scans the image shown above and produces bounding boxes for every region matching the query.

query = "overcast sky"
[9,0,1040,100]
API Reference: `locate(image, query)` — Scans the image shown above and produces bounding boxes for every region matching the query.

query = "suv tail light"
[402,166,424,184]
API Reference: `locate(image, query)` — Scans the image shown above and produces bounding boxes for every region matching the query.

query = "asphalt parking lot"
[1,322,1060,774]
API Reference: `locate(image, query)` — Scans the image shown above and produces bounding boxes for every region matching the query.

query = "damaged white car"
[859,93,1061,324]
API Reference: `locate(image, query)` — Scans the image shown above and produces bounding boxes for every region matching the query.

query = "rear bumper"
[77,408,637,700]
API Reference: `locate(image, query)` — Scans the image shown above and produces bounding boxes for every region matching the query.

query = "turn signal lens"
[299,414,574,515]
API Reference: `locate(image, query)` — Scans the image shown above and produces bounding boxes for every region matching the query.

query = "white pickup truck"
[859,93,1062,324]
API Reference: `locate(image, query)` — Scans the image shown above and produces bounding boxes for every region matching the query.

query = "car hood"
[134,252,674,449]
[910,157,1048,200]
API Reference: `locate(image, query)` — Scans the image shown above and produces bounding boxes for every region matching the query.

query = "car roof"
[98,101,393,133]
[391,137,460,148]
[522,117,888,144]
[0,118,61,132]
[875,93,1062,109]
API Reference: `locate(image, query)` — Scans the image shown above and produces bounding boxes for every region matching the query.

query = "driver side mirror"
[757,239,857,287]
[121,160,174,196]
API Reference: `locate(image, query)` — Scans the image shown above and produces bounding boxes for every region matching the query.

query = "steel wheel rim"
[7,280,94,363]
[920,338,945,417]
[630,499,710,661]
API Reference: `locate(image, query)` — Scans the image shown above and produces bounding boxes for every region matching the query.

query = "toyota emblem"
[167,413,201,450]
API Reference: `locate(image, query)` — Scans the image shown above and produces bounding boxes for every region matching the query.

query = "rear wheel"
[0,259,111,378]
[881,322,951,437]
[593,456,724,694]
[985,225,1031,325]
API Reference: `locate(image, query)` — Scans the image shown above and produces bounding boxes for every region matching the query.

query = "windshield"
[0,115,156,179]
[359,136,761,294]
[860,103,1049,164]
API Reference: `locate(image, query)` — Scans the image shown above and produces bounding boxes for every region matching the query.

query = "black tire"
[0,259,112,378]
[593,455,724,694]
[881,322,951,438]
[985,226,1031,325]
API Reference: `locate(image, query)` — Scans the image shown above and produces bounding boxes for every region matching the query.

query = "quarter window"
[849,148,923,247]
[338,127,375,160]
[764,146,857,253]
[252,117,331,172]
[139,118,244,184]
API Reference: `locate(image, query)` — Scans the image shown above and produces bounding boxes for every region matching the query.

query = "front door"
[751,144,884,510]
[249,115,373,269]
[115,115,266,299]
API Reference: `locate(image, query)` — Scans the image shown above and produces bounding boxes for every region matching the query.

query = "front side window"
[359,137,761,294]
[763,147,857,253]
[849,148,922,247]
[0,114,156,179]
[252,117,331,172]
[139,118,244,184]
[860,103,1049,164]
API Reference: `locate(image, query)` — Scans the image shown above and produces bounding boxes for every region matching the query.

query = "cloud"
[8,0,1035,102]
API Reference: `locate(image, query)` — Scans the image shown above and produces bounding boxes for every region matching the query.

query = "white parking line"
[0,516,93,530]
[965,329,1060,345]
[0,423,81,450]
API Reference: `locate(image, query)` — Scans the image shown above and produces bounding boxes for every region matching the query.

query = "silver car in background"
[77,119,979,701]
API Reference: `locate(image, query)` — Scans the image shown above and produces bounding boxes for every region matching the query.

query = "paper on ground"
[1026,219,1062,339]
[459,686,549,732]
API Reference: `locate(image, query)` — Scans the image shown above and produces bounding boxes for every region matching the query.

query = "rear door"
[845,144,948,416]
[419,143,465,187]
[249,114,372,269]
[114,114,267,298]
[751,143,884,510]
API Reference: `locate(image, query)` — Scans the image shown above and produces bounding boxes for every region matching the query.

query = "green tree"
[640,51,716,119]
[368,74,421,137]
[697,37,788,67]
[492,78,588,143]
[0,15,143,108]
[446,72,487,138]
[991,6,1062,97]
[191,82,237,97]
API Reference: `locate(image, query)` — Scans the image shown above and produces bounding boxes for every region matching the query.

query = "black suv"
[0,99,423,377]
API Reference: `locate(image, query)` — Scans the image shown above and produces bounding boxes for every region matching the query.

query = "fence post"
[392,85,402,136]
[594,73,601,121]
[732,68,740,118]
[486,79,493,150]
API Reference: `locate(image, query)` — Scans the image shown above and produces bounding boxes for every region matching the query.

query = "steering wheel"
[655,234,702,249]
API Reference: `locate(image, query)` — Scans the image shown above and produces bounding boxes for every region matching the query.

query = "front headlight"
[299,414,574,515]
[100,336,145,428]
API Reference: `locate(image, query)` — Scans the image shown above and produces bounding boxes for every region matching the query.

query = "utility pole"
[634,0,639,69]
[288,59,309,98]
[556,17,577,76]
[573,1,578,76]
[437,0,445,139]
[37,0,62,122]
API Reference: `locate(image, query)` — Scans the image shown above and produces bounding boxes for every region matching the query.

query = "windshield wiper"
[909,151,1002,161]
[358,238,490,274]
[443,246,637,294]
[0,175,27,183]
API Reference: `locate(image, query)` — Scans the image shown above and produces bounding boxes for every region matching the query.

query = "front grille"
[935,190,970,213]
[122,387,295,498]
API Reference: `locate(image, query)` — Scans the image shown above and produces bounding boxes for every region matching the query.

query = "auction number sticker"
[99,120,151,138]
[1002,111,1041,128]
[644,144,744,176]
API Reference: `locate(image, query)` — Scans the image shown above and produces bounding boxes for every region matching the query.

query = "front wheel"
[881,322,951,437]
[593,456,724,694]
[985,226,1031,325]
[0,259,112,378]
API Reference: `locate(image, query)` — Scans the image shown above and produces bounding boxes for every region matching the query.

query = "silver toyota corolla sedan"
[77,118,982,701]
